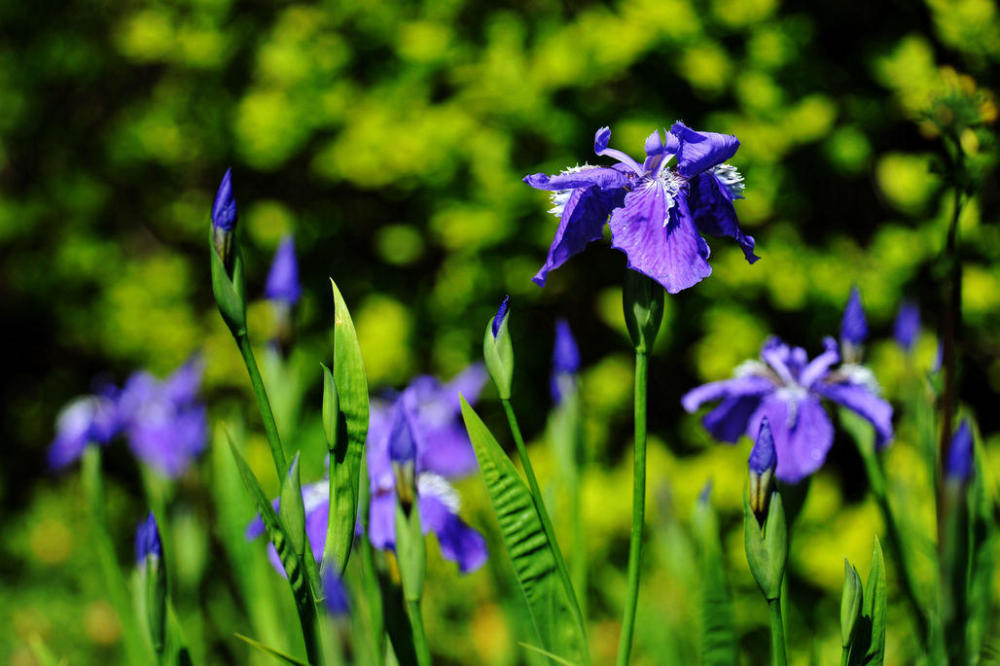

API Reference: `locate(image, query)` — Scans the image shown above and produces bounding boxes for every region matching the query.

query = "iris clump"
[523,122,758,293]
[683,335,892,483]
[248,366,489,574]
[49,357,207,477]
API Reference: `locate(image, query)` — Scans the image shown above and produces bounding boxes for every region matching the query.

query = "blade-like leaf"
[325,279,370,574]
[692,495,737,666]
[228,437,318,661]
[969,421,997,661]
[460,397,587,664]
[235,634,310,666]
[854,537,887,666]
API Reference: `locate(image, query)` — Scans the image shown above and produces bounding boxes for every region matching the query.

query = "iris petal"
[670,122,740,178]
[533,185,624,286]
[813,380,893,447]
[687,173,758,264]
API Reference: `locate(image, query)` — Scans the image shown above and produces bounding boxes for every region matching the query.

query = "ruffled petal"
[418,486,487,573]
[686,173,758,264]
[813,380,894,447]
[748,393,834,483]
[609,182,712,294]
[670,122,740,178]
[533,185,624,286]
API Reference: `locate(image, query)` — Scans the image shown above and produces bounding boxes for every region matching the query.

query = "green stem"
[616,351,648,666]
[237,333,288,478]
[856,444,930,647]
[501,399,588,649]
[768,598,788,666]
[406,599,431,666]
[840,645,850,666]
[81,448,152,665]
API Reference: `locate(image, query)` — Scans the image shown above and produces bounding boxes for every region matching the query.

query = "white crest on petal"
[713,163,745,199]
[548,164,593,218]
[734,359,770,378]
[839,363,882,394]
[654,170,682,226]
[417,473,460,513]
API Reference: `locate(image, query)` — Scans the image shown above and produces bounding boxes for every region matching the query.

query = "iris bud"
[748,418,777,522]
[484,296,514,400]
[135,512,166,654]
[211,168,238,270]
[209,169,247,337]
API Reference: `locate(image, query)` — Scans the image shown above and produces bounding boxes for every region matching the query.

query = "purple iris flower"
[48,389,120,469]
[523,122,758,293]
[248,365,490,575]
[135,512,163,563]
[894,302,920,352]
[264,236,302,306]
[682,337,893,483]
[946,420,973,482]
[550,319,580,404]
[116,357,208,478]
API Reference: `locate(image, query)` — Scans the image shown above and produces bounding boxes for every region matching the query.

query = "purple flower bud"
[211,169,237,232]
[550,319,580,404]
[264,236,302,306]
[946,420,974,482]
[840,287,867,347]
[894,302,920,352]
[322,568,350,615]
[135,512,162,563]
[491,295,510,339]
[749,417,777,474]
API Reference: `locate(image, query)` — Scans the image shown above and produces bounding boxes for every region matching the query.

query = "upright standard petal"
[670,122,740,178]
[686,172,758,263]
[609,183,711,294]
[813,380,894,447]
[748,393,835,483]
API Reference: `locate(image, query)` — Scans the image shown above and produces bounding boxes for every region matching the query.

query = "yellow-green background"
[3,0,999,663]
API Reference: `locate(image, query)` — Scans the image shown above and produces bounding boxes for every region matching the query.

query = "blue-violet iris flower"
[48,358,206,478]
[247,365,490,575]
[523,123,759,293]
[682,337,893,483]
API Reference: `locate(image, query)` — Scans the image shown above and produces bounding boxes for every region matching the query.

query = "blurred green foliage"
[2,0,999,663]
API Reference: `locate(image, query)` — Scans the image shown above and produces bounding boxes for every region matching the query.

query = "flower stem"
[501,399,588,648]
[406,598,432,666]
[236,333,288,478]
[768,598,788,666]
[616,350,648,666]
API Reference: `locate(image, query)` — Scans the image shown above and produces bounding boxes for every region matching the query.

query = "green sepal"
[743,490,787,601]
[460,397,587,664]
[622,269,663,354]
[840,559,863,649]
[209,229,247,338]
[483,311,514,400]
[324,279,369,575]
[393,499,426,603]
[321,363,339,451]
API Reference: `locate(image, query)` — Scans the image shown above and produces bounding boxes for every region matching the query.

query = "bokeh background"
[2,0,999,663]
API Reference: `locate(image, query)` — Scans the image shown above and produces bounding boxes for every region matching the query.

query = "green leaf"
[969,421,997,660]
[460,397,587,664]
[279,455,324,602]
[321,363,338,451]
[851,537,887,666]
[692,495,737,666]
[325,279,370,575]
[227,437,319,660]
[235,634,310,666]
[28,635,66,666]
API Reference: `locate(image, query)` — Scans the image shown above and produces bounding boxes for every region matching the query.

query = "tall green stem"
[237,333,288,478]
[616,350,648,666]
[406,599,431,666]
[768,598,788,666]
[501,399,588,643]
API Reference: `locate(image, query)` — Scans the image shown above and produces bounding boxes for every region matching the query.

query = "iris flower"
[523,123,758,293]
[48,358,206,477]
[682,337,893,483]
[248,366,489,574]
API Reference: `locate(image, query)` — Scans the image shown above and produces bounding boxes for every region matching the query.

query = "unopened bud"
[484,296,514,399]
[748,417,777,521]
[840,559,863,648]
